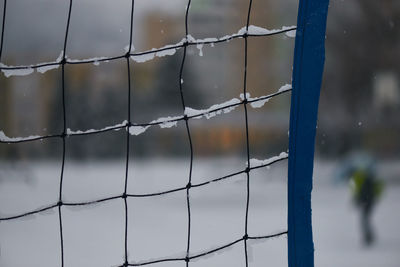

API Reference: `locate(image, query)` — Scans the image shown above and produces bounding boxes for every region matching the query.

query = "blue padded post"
[288,0,329,266]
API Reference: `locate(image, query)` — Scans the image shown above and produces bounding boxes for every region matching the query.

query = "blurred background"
[0,0,399,266]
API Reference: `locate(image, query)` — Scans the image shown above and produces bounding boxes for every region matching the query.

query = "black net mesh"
[0,0,295,266]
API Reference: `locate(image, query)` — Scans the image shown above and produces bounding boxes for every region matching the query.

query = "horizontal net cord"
[0,84,292,143]
[122,231,288,267]
[0,25,295,73]
[0,152,288,221]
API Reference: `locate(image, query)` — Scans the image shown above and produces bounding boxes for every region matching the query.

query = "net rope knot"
[186,182,192,189]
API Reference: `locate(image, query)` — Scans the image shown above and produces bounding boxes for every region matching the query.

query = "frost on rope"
[130,46,178,63]
[196,43,204,56]
[66,120,128,135]
[248,152,289,168]
[0,65,34,77]
[184,98,242,119]
[0,25,295,76]
[285,29,296,38]
[243,84,292,108]
[130,40,184,63]
[130,25,295,63]
[277,83,293,93]
[0,85,290,141]
[37,64,59,73]
[237,25,296,37]
[0,51,63,77]
[37,51,64,73]
[129,115,182,136]
[0,131,41,142]
[129,125,150,136]
[131,83,290,136]
[68,56,109,66]
[152,116,182,128]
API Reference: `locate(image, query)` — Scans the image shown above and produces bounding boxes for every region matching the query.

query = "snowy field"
[0,159,399,267]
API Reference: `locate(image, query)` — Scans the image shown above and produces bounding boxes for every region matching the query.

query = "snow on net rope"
[0,0,294,266]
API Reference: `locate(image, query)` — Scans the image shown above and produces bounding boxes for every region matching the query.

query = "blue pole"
[288,0,329,266]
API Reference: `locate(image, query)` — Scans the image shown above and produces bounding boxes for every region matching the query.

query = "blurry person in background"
[337,152,385,246]
[350,166,384,246]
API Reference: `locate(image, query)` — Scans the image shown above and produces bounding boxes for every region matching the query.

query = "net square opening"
[0,0,68,66]
[0,69,64,138]
[64,59,128,131]
[66,0,131,59]
[63,130,126,203]
[183,39,244,109]
[132,0,186,52]
[190,173,247,253]
[131,50,185,122]
[0,211,61,267]
[128,120,190,194]
[63,199,125,267]
[0,138,61,216]
[127,191,188,262]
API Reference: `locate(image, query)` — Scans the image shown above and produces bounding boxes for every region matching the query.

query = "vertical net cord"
[243,0,253,267]
[180,0,193,266]
[123,1,135,266]
[0,0,6,62]
[58,1,73,267]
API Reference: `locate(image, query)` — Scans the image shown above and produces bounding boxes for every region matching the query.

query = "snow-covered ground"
[0,159,399,267]
[313,161,400,267]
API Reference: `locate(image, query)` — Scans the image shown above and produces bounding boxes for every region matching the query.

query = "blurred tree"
[318,0,400,157]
